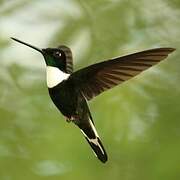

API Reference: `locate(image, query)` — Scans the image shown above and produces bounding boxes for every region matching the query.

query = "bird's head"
[11,37,72,73]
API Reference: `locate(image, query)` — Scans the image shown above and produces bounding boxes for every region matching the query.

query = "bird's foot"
[66,118,71,123]
[65,115,78,123]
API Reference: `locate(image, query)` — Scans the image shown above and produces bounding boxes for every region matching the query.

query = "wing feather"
[69,48,175,100]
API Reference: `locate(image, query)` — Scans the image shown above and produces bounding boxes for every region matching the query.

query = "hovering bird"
[11,37,175,163]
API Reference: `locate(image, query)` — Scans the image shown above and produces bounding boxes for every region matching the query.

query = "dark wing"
[59,45,73,73]
[69,48,175,100]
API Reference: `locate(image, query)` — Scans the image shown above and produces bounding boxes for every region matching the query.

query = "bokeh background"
[0,0,180,180]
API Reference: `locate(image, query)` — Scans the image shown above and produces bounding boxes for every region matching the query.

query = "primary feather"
[70,48,175,100]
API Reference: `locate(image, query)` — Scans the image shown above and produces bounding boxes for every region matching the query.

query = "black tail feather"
[84,136,108,163]
[79,119,108,163]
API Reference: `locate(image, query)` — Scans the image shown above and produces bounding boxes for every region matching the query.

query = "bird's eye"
[54,51,61,57]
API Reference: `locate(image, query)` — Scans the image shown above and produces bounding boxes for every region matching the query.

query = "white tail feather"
[80,119,107,163]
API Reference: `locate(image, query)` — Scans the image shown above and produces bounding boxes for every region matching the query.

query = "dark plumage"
[11,37,175,163]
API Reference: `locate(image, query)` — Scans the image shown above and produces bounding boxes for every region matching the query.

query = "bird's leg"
[65,114,79,123]
[66,117,71,123]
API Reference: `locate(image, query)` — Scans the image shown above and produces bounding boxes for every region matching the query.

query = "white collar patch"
[46,66,70,88]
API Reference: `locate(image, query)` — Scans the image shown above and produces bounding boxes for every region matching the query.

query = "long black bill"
[11,37,43,54]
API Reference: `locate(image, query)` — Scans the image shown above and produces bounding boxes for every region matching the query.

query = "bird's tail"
[78,118,108,163]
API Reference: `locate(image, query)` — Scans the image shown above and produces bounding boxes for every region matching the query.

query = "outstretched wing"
[70,48,175,100]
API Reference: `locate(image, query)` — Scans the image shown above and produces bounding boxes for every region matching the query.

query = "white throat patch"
[46,66,70,88]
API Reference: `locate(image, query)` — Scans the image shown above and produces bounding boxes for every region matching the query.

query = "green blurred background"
[0,0,180,180]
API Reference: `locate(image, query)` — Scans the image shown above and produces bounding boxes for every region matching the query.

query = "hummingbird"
[11,37,175,163]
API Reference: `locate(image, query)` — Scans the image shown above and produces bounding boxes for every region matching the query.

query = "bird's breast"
[46,66,70,88]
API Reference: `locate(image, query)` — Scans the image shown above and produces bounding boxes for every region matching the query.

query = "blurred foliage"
[0,0,180,180]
